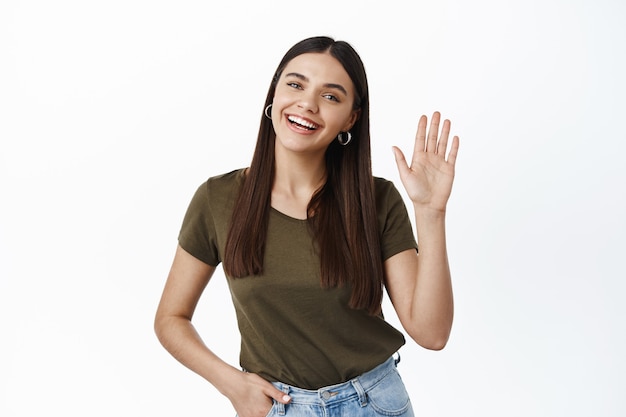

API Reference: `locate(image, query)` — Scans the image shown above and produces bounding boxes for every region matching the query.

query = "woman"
[155,36,459,417]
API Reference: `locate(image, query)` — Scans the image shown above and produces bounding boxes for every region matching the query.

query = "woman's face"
[270,52,359,157]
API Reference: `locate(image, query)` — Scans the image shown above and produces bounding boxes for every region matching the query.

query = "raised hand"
[392,111,459,213]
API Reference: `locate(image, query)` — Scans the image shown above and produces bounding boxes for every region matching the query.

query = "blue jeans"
[261,356,414,417]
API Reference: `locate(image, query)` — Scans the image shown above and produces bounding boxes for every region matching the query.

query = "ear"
[343,109,361,131]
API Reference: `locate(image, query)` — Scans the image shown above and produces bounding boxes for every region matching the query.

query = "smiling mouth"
[287,115,319,131]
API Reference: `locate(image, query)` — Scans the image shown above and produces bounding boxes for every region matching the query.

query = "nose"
[297,90,318,113]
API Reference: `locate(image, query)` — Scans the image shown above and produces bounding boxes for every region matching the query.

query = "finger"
[413,115,427,156]
[265,386,291,404]
[426,111,441,153]
[437,119,451,157]
[446,136,460,166]
[392,146,410,177]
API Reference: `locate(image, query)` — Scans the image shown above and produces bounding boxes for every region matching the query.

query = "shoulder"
[373,176,402,203]
[206,168,246,188]
[373,176,394,190]
[373,176,410,226]
[373,176,417,257]
[202,168,246,198]
[187,168,245,215]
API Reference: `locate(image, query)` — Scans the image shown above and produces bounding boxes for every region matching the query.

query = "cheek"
[344,112,358,130]
[333,111,357,131]
[270,94,290,115]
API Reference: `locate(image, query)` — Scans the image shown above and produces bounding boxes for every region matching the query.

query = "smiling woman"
[270,53,359,160]
[154,36,459,417]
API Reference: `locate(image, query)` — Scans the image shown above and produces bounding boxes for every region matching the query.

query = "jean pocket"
[366,369,412,416]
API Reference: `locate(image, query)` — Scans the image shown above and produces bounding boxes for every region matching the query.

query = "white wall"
[1,0,625,416]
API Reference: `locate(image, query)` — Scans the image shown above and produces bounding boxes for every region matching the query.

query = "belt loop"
[394,352,401,367]
[351,378,368,407]
[276,384,289,416]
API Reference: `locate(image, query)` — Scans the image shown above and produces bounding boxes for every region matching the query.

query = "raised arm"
[385,111,459,350]
[154,245,291,417]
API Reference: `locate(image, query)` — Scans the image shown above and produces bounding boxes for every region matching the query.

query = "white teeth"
[288,115,318,129]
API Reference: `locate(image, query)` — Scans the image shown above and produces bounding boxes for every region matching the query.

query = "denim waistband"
[271,355,400,413]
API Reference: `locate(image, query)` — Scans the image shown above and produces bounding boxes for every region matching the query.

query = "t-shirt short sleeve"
[375,177,418,261]
[178,182,221,266]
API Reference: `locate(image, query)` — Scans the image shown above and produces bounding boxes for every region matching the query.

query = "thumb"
[266,386,291,404]
[392,146,409,176]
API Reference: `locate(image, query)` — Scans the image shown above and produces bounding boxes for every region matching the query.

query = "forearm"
[411,207,454,349]
[154,315,242,396]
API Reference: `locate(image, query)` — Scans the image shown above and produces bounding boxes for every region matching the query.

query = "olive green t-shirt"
[178,169,417,389]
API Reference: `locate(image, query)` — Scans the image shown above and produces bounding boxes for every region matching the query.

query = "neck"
[273,147,327,196]
[271,147,327,219]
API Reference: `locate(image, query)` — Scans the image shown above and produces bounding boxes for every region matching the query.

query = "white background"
[1,0,625,416]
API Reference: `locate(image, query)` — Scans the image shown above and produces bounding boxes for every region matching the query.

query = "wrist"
[207,363,245,398]
[413,204,447,221]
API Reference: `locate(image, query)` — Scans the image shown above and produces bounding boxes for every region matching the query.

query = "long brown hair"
[223,36,383,315]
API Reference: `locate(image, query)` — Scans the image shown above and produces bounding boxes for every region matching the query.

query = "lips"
[287,115,320,131]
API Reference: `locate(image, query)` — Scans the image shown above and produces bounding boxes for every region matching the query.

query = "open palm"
[393,112,459,212]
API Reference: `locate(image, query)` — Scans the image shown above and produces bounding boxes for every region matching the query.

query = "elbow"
[153,314,165,344]
[153,311,193,353]
[153,311,171,347]
[405,310,454,351]
[407,327,451,351]
[419,337,449,351]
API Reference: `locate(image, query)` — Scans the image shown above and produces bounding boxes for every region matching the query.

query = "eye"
[323,94,340,102]
[287,82,302,89]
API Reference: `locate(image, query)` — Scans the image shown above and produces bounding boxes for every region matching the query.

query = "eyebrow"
[284,72,349,96]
